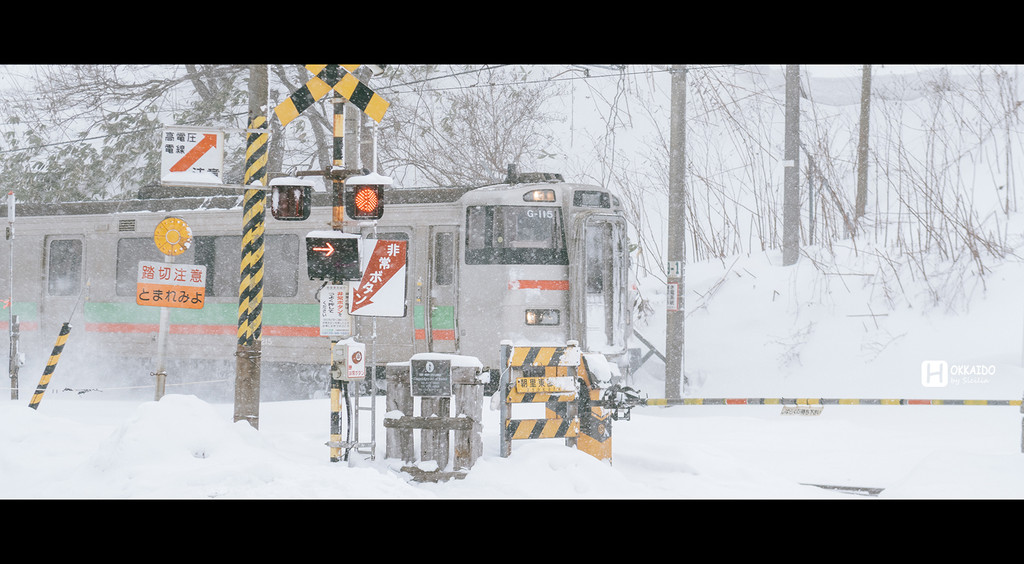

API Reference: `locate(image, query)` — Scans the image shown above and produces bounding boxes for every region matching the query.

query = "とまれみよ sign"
[136,261,207,309]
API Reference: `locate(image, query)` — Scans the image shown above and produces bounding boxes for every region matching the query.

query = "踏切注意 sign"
[136,260,207,309]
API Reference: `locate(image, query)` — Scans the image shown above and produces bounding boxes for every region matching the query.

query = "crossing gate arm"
[615,391,1024,454]
[638,397,1024,406]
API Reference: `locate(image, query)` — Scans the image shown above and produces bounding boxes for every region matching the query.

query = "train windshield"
[465,205,568,265]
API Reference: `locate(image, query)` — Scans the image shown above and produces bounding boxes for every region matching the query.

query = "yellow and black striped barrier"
[507,416,579,441]
[622,394,1024,454]
[28,322,71,410]
[640,397,1023,406]
[500,342,613,462]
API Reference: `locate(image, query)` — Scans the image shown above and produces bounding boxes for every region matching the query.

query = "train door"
[570,214,629,355]
[355,229,417,365]
[40,235,86,353]
[426,225,459,353]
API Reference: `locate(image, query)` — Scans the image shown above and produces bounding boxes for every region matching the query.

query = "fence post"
[383,356,483,480]
[499,341,513,457]
[385,362,414,462]
[453,365,483,470]
[420,395,450,468]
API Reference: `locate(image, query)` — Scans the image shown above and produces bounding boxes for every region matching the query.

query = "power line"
[0,65,700,156]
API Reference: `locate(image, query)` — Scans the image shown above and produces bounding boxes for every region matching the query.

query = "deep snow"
[3,240,1024,500]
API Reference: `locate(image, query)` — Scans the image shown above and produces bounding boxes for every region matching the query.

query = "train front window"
[465,205,568,265]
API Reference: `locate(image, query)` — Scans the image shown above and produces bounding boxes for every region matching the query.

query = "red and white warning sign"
[350,239,407,317]
[160,127,224,185]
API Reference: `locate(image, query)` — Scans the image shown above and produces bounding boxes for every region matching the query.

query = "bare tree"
[0,64,250,202]
[374,65,564,187]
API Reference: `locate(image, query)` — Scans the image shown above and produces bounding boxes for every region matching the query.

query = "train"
[0,170,635,401]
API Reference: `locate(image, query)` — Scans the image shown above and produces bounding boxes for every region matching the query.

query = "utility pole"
[7,191,18,400]
[855,64,872,226]
[665,64,686,399]
[234,64,269,429]
[782,65,801,266]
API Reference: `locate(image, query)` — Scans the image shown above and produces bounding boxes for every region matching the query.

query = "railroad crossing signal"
[343,171,391,221]
[305,232,361,281]
[274,64,390,127]
[269,176,313,221]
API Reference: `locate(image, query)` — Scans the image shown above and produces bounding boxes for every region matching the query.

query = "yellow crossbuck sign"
[274,64,390,126]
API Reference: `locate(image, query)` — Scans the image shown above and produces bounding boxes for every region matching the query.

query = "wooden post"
[384,358,483,478]
[385,362,414,461]
[420,396,450,468]
[453,366,483,470]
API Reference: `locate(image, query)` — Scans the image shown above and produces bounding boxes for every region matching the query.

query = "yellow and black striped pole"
[28,322,71,410]
[329,91,346,462]
[234,68,269,428]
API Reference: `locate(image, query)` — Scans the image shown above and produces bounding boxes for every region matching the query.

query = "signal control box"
[331,340,366,381]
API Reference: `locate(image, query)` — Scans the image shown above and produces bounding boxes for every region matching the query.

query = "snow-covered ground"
[4,238,1024,499]
[4,64,1024,500]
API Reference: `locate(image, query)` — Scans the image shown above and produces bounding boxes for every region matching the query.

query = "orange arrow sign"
[170,133,218,172]
[313,242,335,257]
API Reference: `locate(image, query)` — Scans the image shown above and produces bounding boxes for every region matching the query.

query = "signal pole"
[7,191,18,400]
[665,65,687,399]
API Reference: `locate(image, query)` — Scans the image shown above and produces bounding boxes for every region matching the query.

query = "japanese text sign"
[136,260,207,309]
[160,127,224,185]
[350,239,407,317]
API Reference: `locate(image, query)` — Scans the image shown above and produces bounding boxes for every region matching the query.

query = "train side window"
[116,234,298,298]
[211,236,241,297]
[47,238,83,296]
[116,237,193,296]
[434,231,454,286]
[269,234,299,297]
[212,234,298,298]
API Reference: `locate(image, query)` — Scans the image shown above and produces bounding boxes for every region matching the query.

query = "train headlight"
[525,309,560,326]
[523,189,555,202]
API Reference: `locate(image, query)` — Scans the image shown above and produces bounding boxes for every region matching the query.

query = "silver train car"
[0,173,633,400]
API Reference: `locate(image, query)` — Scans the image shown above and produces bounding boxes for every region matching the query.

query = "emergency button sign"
[136,260,207,309]
[350,239,407,317]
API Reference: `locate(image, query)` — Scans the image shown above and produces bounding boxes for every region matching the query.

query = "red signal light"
[345,184,384,220]
[354,186,378,214]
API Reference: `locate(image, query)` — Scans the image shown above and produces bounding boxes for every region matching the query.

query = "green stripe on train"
[9,302,38,321]
[84,302,319,326]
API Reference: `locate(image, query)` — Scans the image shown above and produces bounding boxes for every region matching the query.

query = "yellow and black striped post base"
[330,378,343,462]
[28,322,71,410]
